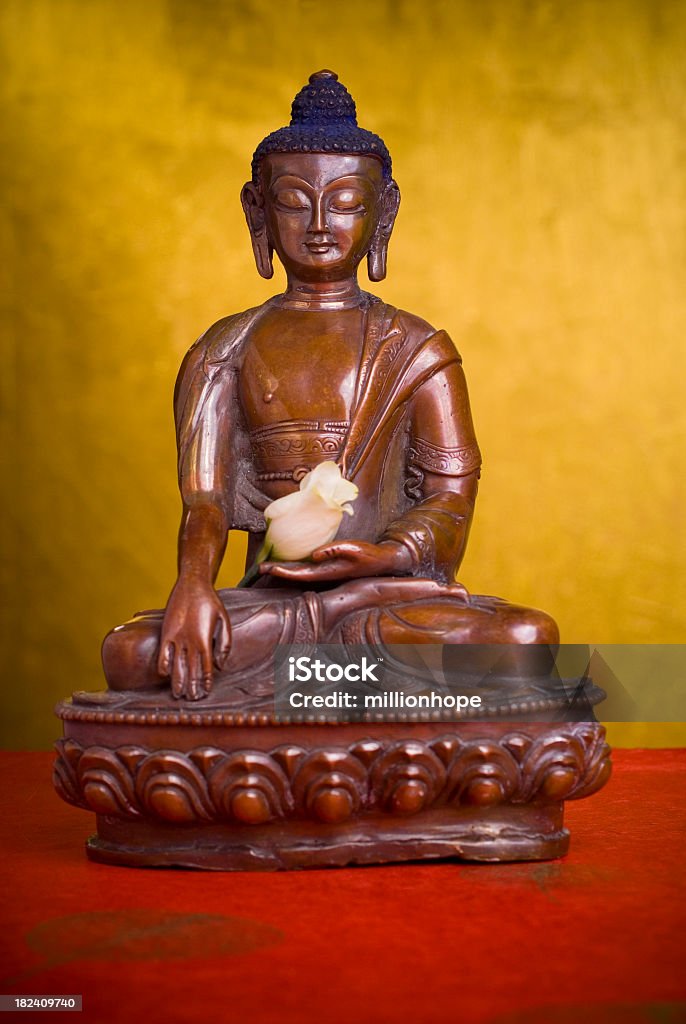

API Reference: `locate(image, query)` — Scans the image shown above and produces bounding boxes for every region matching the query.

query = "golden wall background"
[2,0,684,748]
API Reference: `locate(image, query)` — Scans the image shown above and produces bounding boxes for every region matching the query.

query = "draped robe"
[174,293,482,585]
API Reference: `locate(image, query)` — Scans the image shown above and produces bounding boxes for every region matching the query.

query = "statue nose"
[307,196,329,235]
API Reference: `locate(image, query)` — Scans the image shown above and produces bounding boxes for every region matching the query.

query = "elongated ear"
[367,179,400,282]
[240,181,274,279]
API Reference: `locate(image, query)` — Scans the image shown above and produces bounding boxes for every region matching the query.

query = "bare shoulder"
[185,303,273,364]
[173,302,273,419]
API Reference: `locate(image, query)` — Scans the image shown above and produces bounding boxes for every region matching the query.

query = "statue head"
[241,71,400,283]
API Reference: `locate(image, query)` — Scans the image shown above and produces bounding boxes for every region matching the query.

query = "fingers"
[260,560,304,573]
[200,642,214,695]
[311,541,362,561]
[264,561,350,581]
[160,594,231,700]
[213,609,232,675]
[261,563,307,579]
[447,582,470,602]
[187,653,205,701]
[263,563,313,579]
[171,646,189,699]
[168,645,207,701]
[158,640,174,677]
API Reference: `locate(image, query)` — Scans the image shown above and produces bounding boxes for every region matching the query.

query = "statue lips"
[305,240,336,255]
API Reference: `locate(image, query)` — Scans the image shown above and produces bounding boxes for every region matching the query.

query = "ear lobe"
[367,180,400,283]
[241,182,274,280]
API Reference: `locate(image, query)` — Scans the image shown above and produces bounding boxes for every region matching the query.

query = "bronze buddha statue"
[102,70,558,705]
[55,69,611,872]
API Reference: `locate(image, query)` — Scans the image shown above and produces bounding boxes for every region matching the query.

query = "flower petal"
[262,463,358,561]
[264,489,310,521]
[331,477,359,505]
[300,461,341,501]
[300,462,358,510]
[266,501,343,561]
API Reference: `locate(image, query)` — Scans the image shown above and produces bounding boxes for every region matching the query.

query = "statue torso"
[239,303,366,500]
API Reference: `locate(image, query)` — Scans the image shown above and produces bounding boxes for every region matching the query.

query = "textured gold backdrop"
[2,0,685,747]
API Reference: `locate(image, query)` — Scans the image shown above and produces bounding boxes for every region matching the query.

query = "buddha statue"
[102,70,559,706]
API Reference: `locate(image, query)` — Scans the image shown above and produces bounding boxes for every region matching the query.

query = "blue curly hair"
[251,70,392,184]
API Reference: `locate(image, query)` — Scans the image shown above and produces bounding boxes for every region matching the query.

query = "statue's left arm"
[381,342,481,582]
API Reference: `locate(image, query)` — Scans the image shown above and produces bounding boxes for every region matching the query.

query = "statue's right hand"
[157,580,231,701]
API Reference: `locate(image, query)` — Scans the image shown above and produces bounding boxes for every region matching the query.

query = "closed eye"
[328,189,366,214]
[273,188,310,211]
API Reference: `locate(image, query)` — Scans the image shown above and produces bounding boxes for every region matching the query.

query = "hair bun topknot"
[251,71,391,183]
[290,70,357,126]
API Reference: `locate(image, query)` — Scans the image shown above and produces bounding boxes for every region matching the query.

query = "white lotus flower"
[264,461,358,561]
[236,462,358,586]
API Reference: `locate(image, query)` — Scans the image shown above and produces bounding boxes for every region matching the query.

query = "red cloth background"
[1,750,685,1024]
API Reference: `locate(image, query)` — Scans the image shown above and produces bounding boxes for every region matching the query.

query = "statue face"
[260,152,385,281]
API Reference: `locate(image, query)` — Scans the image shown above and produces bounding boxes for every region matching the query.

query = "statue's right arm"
[157,326,236,700]
[157,500,232,700]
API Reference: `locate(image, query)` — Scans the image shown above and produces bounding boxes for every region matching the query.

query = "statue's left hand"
[260,539,413,582]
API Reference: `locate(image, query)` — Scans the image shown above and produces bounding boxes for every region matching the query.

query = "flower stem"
[236,540,272,589]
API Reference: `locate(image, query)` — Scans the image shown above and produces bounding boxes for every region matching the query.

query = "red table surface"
[1,749,684,1024]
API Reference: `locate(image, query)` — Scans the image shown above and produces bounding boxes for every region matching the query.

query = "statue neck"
[278,274,364,311]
